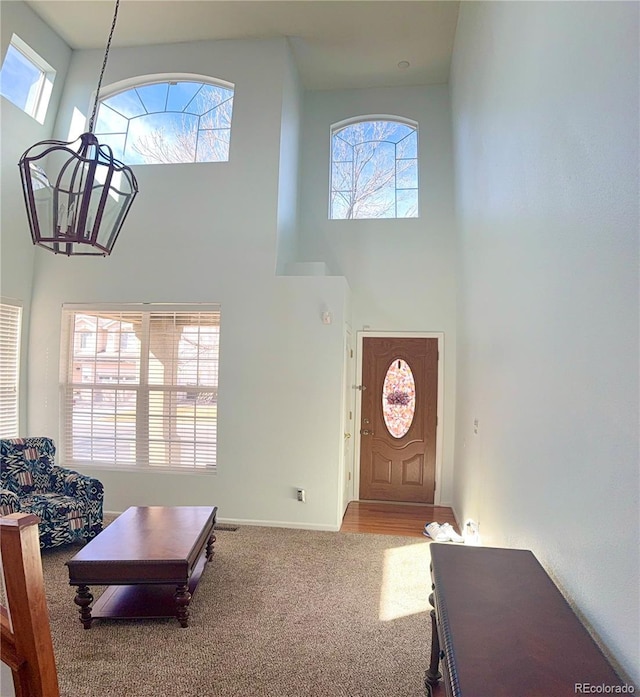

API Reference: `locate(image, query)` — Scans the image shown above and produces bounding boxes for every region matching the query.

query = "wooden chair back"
[0,512,60,697]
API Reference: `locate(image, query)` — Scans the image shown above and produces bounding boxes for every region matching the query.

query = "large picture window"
[330,118,418,219]
[94,77,234,165]
[61,305,220,472]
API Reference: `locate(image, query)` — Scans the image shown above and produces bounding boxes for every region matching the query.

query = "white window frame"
[0,34,55,124]
[0,299,22,438]
[329,116,419,220]
[60,303,220,474]
[93,73,235,165]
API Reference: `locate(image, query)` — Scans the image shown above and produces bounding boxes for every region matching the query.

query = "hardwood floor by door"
[340,501,459,537]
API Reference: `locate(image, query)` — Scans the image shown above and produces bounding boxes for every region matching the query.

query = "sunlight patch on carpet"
[378,541,431,621]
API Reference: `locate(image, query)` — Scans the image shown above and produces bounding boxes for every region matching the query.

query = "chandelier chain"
[88,0,121,133]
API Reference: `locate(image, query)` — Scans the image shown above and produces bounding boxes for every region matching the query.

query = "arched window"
[330,118,418,219]
[94,76,234,165]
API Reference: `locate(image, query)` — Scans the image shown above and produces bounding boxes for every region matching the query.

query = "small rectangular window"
[0,300,22,438]
[60,304,220,473]
[0,34,55,123]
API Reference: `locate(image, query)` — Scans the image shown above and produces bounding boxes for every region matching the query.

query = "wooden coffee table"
[66,505,217,629]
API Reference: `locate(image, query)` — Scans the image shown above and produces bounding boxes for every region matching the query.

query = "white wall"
[1,7,71,695]
[275,40,302,274]
[0,0,71,434]
[451,1,639,683]
[297,86,457,504]
[8,33,350,530]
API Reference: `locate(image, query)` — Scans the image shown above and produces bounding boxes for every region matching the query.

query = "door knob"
[361,429,374,436]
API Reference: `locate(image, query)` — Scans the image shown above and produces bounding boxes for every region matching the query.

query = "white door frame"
[353,331,445,506]
[340,326,355,514]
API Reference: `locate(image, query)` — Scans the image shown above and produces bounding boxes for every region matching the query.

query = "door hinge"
[356,384,366,391]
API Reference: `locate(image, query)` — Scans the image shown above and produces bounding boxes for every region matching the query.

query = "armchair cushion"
[0,488,20,516]
[1,437,55,494]
[0,437,104,549]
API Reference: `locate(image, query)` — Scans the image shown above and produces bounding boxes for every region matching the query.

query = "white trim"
[331,114,419,134]
[337,325,355,521]
[217,518,340,532]
[353,330,445,506]
[97,73,235,102]
[62,302,221,314]
[104,511,339,532]
[69,463,217,476]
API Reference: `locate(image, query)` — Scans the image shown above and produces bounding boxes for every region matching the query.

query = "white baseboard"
[104,510,340,532]
[217,517,340,532]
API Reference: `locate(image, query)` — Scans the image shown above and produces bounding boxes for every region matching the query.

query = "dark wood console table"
[426,544,627,697]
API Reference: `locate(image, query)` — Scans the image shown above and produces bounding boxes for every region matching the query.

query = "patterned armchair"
[0,437,103,549]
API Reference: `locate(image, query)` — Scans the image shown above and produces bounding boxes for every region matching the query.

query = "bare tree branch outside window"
[331,120,418,219]
[95,80,234,165]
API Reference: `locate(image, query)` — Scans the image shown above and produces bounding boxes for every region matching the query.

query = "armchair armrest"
[0,489,21,516]
[49,466,104,502]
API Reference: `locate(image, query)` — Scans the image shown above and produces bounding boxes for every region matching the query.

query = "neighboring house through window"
[330,117,419,219]
[94,76,234,165]
[0,300,22,438]
[0,34,55,123]
[60,305,220,472]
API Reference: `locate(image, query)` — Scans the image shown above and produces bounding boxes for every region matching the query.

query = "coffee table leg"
[206,531,216,562]
[74,585,94,629]
[175,584,192,627]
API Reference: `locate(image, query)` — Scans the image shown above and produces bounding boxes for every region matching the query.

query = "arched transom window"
[95,77,234,165]
[330,118,418,220]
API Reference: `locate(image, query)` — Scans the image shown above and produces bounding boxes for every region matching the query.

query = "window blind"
[60,305,220,473]
[0,302,22,438]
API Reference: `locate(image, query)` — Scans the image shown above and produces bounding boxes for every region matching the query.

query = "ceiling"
[25,0,460,90]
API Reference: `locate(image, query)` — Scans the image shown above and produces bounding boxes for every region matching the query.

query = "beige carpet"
[41,524,435,697]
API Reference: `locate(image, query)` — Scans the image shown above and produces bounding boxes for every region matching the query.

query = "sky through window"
[95,79,234,165]
[330,119,418,220]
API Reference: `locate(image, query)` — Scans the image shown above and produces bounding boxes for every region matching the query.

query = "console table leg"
[175,584,192,627]
[425,594,442,687]
[206,531,216,562]
[74,585,94,629]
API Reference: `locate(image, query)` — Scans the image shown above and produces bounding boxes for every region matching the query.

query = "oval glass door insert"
[382,358,416,438]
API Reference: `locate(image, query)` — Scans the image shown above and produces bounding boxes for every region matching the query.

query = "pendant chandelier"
[18,0,138,256]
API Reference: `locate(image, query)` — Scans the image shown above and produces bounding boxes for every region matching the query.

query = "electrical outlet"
[296,488,306,503]
[464,519,481,546]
